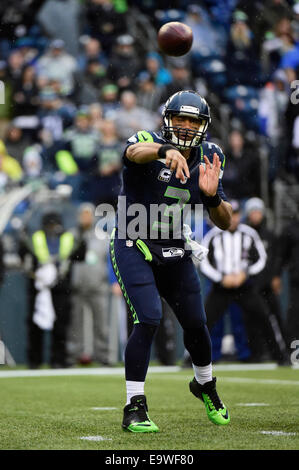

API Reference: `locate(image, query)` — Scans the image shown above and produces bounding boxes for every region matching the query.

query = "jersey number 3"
[152,186,191,234]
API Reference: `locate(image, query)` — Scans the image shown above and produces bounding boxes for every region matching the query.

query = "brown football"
[157,22,193,57]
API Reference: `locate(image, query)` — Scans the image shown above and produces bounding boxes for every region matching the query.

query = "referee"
[200,200,288,363]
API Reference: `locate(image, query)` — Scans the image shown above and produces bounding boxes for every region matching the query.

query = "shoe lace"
[130,400,149,422]
[205,388,223,411]
[136,407,149,422]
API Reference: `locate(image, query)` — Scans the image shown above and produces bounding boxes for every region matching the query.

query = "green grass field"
[0,364,299,451]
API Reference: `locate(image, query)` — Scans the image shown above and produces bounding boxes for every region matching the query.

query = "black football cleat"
[189,377,230,425]
[122,395,159,433]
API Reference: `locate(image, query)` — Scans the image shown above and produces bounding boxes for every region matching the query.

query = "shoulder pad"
[201,141,226,177]
[127,130,164,145]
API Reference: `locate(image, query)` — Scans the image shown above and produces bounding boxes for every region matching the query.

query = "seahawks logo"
[162,247,185,258]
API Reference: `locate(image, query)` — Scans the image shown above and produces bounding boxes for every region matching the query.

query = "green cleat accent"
[189,377,230,426]
[125,420,159,433]
[122,395,159,433]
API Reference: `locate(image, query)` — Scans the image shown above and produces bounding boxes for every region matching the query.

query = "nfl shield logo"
[126,240,133,247]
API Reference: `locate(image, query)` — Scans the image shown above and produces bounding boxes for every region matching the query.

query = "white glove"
[33,263,57,331]
[34,263,57,290]
[183,224,209,262]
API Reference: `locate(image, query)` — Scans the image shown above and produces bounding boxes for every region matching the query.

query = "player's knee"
[134,321,159,343]
[141,321,159,334]
[141,309,162,327]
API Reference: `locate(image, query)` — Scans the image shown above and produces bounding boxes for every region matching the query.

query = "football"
[157,21,193,57]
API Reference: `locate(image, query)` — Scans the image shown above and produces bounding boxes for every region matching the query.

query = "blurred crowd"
[0,0,299,200]
[0,0,299,367]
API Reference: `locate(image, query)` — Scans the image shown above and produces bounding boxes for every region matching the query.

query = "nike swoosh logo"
[141,132,150,141]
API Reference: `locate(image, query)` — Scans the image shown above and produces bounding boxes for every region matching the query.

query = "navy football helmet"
[161,90,211,148]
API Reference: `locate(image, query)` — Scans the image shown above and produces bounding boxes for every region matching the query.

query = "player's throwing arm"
[126,142,190,183]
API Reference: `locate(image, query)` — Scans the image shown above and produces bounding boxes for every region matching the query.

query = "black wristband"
[157,144,177,159]
[202,193,222,208]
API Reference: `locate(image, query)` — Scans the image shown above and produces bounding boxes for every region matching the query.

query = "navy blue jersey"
[116,130,228,241]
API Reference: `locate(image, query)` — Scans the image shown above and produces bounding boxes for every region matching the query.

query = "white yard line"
[220,376,299,386]
[0,363,297,381]
[0,366,178,378]
[214,363,278,371]
[260,431,296,436]
[0,363,282,378]
[90,407,117,411]
[79,436,112,441]
[236,403,270,407]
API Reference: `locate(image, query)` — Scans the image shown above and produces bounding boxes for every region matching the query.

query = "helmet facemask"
[162,112,209,149]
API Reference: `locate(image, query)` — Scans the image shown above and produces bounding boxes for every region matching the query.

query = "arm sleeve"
[216,179,228,202]
[199,229,223,283]
[216,146,228,201]
[122,130,158,167]
[247,229,267,276]
[3,156,23,181]
[55,150,78,175]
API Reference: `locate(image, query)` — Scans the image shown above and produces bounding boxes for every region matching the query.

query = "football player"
[110,90,232,432]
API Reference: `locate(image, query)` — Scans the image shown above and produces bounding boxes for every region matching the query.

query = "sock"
[192,363,213,385]
[126,380,145,405]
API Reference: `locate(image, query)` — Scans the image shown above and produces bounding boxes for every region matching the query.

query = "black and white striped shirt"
[200,224,267,283]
